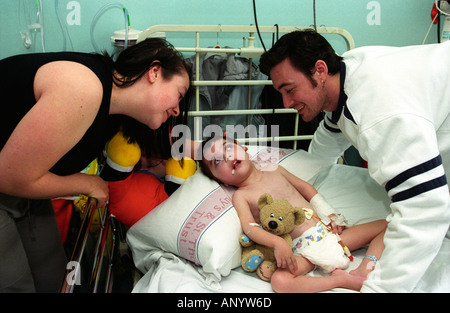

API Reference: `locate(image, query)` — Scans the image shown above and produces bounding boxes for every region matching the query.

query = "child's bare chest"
[244,172,310,221]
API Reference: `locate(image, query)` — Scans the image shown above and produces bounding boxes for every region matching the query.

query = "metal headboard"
[137,24,354,149]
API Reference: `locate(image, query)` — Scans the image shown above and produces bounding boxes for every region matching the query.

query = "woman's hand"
[86,174,109,208]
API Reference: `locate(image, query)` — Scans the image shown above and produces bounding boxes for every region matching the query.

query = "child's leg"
[339,220,387,278]
[339,220,387,251]
[271,255,365,293]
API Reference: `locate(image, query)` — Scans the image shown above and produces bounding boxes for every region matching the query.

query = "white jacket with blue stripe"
[309,41,450,292]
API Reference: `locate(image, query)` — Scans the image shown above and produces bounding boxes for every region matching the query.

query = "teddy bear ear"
[293,207,306,225]
[258,193,273,210]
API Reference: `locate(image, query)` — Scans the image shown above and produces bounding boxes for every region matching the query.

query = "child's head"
[199,135,250,186]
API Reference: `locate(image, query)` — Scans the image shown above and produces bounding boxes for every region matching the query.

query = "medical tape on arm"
[310,193,347,226]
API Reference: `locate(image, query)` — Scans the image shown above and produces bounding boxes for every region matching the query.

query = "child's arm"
[279,165,346,233]
[232,191,298,274]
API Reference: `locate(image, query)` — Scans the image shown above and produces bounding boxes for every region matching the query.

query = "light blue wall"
[0,0,440,59]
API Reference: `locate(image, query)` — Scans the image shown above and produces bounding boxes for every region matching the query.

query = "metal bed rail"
[61,197,117,293]
[137,24,355,51]
[57,25,354,293]
[138,24,354,149]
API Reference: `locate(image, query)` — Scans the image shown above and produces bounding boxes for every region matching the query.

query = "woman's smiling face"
[143,68,190,130]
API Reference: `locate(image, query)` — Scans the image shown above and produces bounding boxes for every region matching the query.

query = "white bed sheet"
[130,162,389,293]
[130,159,450,293]
[131,241,371,293]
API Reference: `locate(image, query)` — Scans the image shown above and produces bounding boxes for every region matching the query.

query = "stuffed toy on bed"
[239,193,306,281]
[101,131,196,227]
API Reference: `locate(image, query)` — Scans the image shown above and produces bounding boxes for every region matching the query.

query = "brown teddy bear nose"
[268,221,278,229]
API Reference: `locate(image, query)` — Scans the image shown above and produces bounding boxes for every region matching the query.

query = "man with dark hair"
[259,29,450,292]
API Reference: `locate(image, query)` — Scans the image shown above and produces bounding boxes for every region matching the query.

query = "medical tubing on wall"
[252,0,267,52]
[55,0,73,51]
[55,0,66,50]
[38,0,45,52]
[18,0,45,51]
[18,0,31,49]
[90,2,129,53]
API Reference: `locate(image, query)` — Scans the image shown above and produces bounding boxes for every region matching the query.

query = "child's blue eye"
[215,159,221,165]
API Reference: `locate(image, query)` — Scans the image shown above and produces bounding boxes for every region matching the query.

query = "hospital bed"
[60,197,124,293]
[63,24,449,293]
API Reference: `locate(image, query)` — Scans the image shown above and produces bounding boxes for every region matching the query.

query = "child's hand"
[329,214,346,235]
[330,220,345,234]
[274,238,297,274]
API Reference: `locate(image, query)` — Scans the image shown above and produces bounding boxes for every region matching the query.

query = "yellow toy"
[102,130,197,194]
[165,157,197,195]
[101,131,197,226]
[239,193,306,281]
[105,131,141,172]
[101,130,141,181]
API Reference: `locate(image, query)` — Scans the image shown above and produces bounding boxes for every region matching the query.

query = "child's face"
[202,139,251,186]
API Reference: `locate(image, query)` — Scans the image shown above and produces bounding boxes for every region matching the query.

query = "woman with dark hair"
[0,38,192,292]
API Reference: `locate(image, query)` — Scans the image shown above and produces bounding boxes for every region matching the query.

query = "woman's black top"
[0,52,112,175]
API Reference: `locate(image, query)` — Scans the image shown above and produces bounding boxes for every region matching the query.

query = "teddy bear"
[239,193,306,281]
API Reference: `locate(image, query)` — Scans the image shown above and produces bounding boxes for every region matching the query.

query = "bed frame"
[138,24,355,148]
[60,198,118,293]
[60,24,355,293]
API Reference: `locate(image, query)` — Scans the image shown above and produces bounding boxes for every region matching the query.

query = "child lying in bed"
[199,135,387,293]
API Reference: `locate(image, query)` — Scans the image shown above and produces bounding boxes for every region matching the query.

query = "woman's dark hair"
[107,37,192,88]
[101,38,193,159]
[259,29,342,85]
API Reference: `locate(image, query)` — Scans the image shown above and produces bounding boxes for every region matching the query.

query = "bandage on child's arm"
[310,193,347,226]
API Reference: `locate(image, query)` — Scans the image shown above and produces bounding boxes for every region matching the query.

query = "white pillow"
[246,145,334,183]
[127,171,240,280]
[127,146,335,280]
